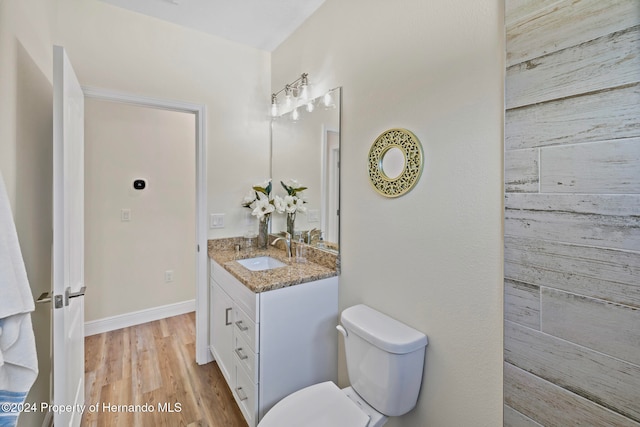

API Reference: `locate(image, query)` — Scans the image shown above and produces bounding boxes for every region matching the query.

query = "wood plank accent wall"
[504,1,640,426]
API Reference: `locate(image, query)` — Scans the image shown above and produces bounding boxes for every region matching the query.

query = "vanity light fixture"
[271,73,310,117]
[306,101,315,113]
[323,91,334,108]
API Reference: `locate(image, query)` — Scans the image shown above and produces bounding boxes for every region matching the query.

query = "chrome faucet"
[271,231,292,258]
[306,228,322,245]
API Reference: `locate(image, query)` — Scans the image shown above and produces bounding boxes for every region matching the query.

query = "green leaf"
[253,186,267,195]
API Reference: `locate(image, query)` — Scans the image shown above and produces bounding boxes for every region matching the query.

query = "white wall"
[272,1,505,426]
[54,0,272,238]
[84,99,196,322]
[0,1,56,425]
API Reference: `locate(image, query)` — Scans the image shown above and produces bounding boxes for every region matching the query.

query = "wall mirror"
[271,87,341,253]
[368,128,423,198]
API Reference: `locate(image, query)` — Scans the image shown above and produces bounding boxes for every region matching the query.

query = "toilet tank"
[340,304,428,417]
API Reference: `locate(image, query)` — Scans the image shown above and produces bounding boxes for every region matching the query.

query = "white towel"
[0,172,38,427]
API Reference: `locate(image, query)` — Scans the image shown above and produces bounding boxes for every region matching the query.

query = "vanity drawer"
[234,332,258,383]
[234,364,258,427]
[234,305,259,352]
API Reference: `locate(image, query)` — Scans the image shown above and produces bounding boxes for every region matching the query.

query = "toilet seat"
[257,381,370,427]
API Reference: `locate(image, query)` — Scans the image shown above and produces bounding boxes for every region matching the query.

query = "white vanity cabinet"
[209,259,338,427]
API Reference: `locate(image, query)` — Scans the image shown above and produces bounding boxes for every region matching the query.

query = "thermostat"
[133,179,146,190]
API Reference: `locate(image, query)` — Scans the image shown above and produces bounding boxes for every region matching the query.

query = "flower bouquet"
[242,179,275,248]
[275,179,307,237]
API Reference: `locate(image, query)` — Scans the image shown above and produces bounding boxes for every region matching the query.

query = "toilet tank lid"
[341,304,428,354]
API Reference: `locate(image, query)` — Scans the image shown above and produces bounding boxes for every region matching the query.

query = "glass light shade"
[323,92,333,108]
[299,83,309,101]
[306,101,315,113]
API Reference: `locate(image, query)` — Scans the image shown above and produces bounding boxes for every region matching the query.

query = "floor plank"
[82,312,248,427]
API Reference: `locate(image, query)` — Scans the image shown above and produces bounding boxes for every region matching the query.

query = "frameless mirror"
[271,87,341,253]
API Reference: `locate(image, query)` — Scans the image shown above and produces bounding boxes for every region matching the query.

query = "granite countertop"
[208,239,338,293]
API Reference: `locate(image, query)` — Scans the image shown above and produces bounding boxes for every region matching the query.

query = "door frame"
[321,125,339,246]
[82,87,211,365]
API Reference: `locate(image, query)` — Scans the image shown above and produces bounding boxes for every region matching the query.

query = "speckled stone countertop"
[208,237,338,293]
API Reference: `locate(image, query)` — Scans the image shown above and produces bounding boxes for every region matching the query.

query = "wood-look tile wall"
[504,1,640,425]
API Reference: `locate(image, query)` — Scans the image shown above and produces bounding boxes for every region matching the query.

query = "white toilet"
[258,304,428,427]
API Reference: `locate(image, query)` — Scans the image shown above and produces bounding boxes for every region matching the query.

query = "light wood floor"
[82,312,248,427]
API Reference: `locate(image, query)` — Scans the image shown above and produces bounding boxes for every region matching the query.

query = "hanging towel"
[0,172,38,427]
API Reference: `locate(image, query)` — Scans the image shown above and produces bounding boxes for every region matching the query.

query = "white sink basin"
[237,256,287,271]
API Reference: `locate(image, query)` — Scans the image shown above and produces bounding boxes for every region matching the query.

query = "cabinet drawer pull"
[225,307,232,326]
[235,347,249,360]
[235,386,248,401]
[235,320,249,331]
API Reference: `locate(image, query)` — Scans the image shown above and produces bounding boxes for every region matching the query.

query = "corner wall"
[272,1,505,426]
[504,1,640,425]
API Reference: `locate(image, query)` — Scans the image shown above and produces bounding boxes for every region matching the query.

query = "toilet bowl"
[257,381,387,427]
[257,304,428,427]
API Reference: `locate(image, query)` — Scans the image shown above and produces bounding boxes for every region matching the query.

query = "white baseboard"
[84,299,196,336]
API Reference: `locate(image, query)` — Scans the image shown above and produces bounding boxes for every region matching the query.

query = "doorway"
[322,128,339,245]
[82,88,209,364]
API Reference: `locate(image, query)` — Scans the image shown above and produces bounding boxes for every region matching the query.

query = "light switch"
[121,208,131,222]
[210,213,225,229]
[165,270,174,283]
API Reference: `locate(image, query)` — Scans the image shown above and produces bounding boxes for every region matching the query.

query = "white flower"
[242,190,257,208]
[283,195,298,214]
[284,179,299,189]
[282,195,308,214]
[273,195,287,214]
[295,198,308,213]
[252,192,275,219]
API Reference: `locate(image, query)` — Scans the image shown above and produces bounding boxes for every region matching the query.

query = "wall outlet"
[164,270,174,283]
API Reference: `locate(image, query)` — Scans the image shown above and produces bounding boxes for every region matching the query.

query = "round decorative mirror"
[380,146,406,179]
[368,128,423,197]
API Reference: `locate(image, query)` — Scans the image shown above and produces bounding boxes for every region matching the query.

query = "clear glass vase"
[286,213,296,237]
[257,215,270,249]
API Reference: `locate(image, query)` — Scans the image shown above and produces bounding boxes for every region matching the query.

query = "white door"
[52,45,85,427]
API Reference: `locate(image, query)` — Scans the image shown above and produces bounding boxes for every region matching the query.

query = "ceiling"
[98,0,325,51]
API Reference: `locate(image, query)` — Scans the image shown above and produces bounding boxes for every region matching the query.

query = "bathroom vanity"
[208,240,339,426]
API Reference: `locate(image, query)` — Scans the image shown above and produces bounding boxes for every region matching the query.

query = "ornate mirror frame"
[368,128,423,197]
